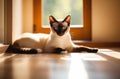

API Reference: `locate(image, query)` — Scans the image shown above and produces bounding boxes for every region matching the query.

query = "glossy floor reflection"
[0,48,120,79]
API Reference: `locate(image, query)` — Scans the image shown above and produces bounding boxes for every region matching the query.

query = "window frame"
[33,0,91,40]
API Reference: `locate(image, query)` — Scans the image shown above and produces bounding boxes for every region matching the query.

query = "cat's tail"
[5,44,42,54]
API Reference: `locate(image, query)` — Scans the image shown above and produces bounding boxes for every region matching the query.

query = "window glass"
[42,0,83,27]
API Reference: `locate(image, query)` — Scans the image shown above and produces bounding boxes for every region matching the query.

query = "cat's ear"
[63,15,71,25]
[49,15,57,24]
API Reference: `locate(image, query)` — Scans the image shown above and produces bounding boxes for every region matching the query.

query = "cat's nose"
[57,32,64,36]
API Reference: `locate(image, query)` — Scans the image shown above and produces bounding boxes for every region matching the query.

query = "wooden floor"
[0,47,120,79]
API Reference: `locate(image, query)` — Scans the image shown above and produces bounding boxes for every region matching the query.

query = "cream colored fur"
[13,27,74,53]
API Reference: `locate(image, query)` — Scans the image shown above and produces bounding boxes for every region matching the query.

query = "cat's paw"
[36,49,42,53]
[54,48,67,54]
[89,48,98,53]
[61,50,68,54]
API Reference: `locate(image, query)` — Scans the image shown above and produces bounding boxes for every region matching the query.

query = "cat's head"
[49,15,71,36]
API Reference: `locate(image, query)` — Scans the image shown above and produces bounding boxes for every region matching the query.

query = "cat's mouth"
[57,33,64,36]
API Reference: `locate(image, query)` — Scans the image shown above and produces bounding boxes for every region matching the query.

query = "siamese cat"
[6,15,98,54]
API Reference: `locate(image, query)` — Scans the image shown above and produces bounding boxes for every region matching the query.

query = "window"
[42,0,83,28]
[34,0,91,40]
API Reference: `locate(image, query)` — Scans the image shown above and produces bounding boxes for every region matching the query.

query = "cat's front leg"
[72,45,98,53]
[53,48,68,54]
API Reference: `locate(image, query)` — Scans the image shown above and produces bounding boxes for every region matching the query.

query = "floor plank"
[0,48,120,79]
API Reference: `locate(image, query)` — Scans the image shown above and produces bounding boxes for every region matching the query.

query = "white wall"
[12,0,23,42]
[12,0,33,42]
[92,0,120,42]
[0,0,4,43]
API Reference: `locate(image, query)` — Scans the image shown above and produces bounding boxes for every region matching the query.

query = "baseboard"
[73,41,120,47]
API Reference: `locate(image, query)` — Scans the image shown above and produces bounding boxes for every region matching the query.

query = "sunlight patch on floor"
[80,53,107,61]
[61,53,107,61]
[68,54,88,79]
[99,48,120,59]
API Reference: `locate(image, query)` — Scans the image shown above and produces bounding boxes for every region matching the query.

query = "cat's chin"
[58,35,64,36]
[57,33,64,36]
[55,32,65,36]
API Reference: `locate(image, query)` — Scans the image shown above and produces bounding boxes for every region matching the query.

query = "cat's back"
[13,33,49,49]
[18,33,48,40]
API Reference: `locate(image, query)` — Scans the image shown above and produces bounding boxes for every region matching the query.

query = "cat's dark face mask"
[49,15,71,36]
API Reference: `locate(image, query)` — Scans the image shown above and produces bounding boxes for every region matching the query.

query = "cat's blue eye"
[62,27,66,30]
[54,27,58,30]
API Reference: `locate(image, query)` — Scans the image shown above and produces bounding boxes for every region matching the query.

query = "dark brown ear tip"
[49,15,53,18]
[67,15,71,17]
[63,15,71,23]
[66,15,71,20]
[66,15,71,18]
